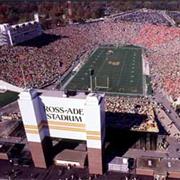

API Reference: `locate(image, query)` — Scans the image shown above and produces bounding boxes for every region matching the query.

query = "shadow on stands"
[104,112,166,164]
[105,112,152,163]
[105,129,142,163]
[18,33,68,48]
[106,111,147,130]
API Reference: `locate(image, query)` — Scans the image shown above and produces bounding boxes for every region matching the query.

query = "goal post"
[94,76,109,90]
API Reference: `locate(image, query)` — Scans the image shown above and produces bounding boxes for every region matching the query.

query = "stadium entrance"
[18,89,106,175]
[51,138,87,168]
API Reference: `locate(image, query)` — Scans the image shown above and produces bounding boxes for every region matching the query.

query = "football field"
[0,91,19,108]
[65,45,144,96]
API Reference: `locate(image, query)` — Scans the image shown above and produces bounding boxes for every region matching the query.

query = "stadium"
[0,7,180,180]
[64,45,144,96]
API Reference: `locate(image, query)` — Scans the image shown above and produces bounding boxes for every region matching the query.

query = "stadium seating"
[0,12,179,101]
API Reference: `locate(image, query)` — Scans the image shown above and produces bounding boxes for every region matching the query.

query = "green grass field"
[65,45,144,95]
[0,91,19,108]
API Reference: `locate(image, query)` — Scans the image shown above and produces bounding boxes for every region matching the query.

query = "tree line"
[0,0,179,29]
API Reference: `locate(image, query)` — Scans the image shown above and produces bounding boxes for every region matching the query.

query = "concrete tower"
[84,93,105,174]
[18,90,105,174]
[18,89,52,168]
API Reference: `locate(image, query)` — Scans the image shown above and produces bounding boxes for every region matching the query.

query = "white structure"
[0,14,42,46]
[0,80,23,93]
[108,157,129,173]
[0,24,10,45]
[18,89,105,174]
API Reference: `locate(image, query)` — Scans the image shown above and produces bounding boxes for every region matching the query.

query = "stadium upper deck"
[0,14,42,46]
[113,9,176,26]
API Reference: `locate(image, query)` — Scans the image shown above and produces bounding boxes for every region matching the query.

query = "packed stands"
[0,10,180,102]
[105,96,158,132]
[132,24,180,48]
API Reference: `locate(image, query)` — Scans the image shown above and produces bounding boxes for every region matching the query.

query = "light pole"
[18,54,27,89]
[89,69,94,92]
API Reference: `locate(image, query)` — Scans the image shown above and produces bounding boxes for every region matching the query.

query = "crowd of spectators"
[105,96,158,132]
[0,25,95,88]
[0,20,140,89]
[133,24,180,48]
[0,12,179,102]
[146,37,180,101]
[0,112,21,121]
[105,96,153,114]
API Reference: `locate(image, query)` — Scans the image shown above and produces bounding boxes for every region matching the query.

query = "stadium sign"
[18,89,105,174]
[45,106,84,122]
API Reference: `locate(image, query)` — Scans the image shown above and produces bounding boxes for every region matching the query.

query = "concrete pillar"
[34,13,40,22]
[84,93,105,175]
[18,89,52,168]
[6,27,13,46]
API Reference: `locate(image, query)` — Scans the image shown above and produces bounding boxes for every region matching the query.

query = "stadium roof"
[0,80,23,93]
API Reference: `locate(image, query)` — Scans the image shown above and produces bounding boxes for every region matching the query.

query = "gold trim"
[86,130,100,135]
[24,124,45,132]
[24,124,38,129]
[24,122,101,137]
[38,122,46,130]
[48,125,85,132]
[24,120,85,131]
[87,135,101,140]
[25,129,39,134]
[48,120,85,128]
